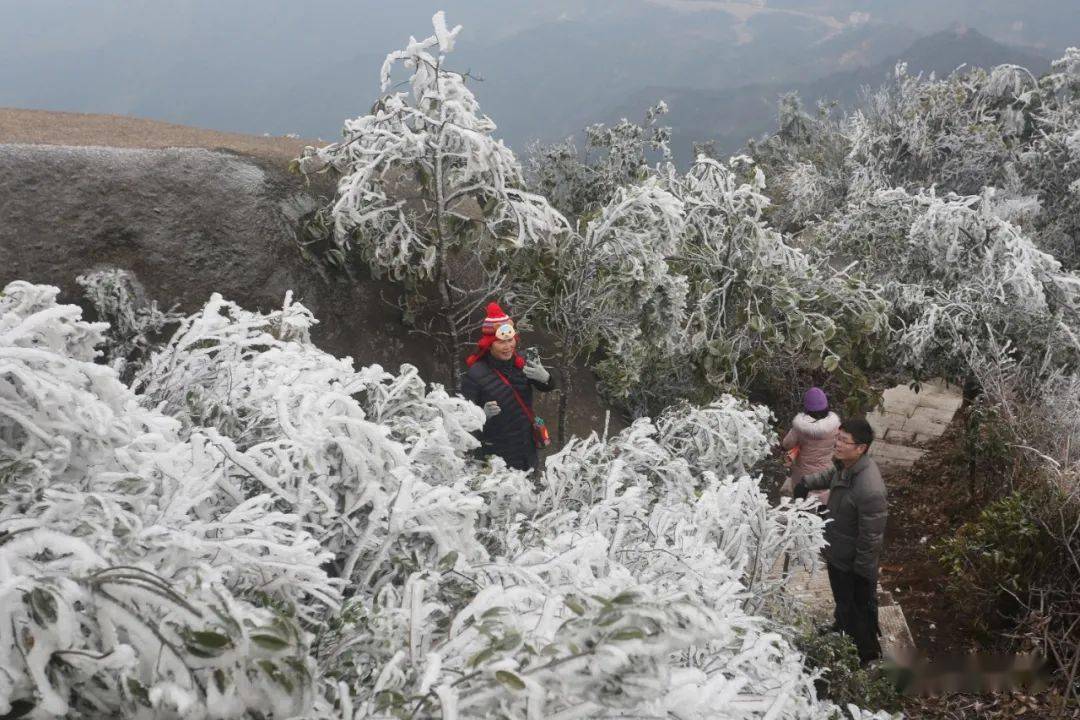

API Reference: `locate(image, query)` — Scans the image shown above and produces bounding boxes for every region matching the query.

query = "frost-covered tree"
[672,156,888,411]
[512,104,679,438]
[742,48,1080,401]
[755,50,1080,270]
[521,154,888,418]
[759,61,1043,210]
[525,137,892,418]
[0,279,901,719]
[813,186,1080,388]
[526,102,673,222]
[0,282,325,718]
[1020,48,1080,268]
[510,174,689,429]
[844,62,1040,199]
[295,12,569,387]
[749,94,851,232]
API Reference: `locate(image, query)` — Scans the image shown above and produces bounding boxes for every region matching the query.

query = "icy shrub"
[132,290,489,591]
[313,396,857,718]
[76,268,181,381]
[0,281,323,718]
[793,627,900,714]
[1,279,907,718]
[816,187,1080,385]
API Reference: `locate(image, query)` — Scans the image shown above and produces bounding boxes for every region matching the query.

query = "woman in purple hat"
[780,387,841,506]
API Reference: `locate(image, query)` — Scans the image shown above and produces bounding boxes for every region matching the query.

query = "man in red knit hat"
[461,302,555,471]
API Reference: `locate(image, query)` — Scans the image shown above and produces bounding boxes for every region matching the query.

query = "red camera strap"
[490,368,535,423]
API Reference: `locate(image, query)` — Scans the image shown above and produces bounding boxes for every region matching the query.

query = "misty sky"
[1,1,1076,156]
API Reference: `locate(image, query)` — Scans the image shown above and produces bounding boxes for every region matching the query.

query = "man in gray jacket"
[794,416,887,664]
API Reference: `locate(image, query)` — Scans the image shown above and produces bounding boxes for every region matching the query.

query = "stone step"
[874,382,963,427]
[905,405,955,429]
[868,441,927,466]
[880,603,916,662]
[866,410,907,438]
[900,417,949,438]
[770,559,916,661]
[882,428,916,445]
[910,392,963,414]
[880,388,920,417]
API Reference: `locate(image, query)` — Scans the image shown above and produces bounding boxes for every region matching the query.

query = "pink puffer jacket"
[781,411,841,503]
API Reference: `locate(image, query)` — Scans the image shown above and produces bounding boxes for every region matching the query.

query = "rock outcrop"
[0,112,613,441]
[0,142,424,372]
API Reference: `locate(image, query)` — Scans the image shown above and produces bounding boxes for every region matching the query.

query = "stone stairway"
[866,379,963,473]
[780,559,916,662]
[776,379,964,662]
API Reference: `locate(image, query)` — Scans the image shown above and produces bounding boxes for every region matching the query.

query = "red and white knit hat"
[481,302,516,340]
[466,302,523,368]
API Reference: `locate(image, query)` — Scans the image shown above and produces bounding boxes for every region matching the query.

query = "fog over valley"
[1,1,1075,159]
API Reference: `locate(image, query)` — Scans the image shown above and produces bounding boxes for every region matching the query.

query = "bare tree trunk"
[968,454,978,502]
[557,363,572,448]
[440,279,463,392]
[431,66,460,393]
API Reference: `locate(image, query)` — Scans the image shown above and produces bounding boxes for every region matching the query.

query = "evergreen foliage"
[0,279,898,719]
[294,12,568,387]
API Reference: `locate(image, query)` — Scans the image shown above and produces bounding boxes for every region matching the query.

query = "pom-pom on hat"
[803,387,828,413]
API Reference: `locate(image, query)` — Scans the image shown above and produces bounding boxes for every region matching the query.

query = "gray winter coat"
[802,453,888,582]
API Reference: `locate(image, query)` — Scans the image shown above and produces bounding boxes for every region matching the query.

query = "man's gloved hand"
[483,401,501,419]
[793,480,809,500]
[523,359,550,384]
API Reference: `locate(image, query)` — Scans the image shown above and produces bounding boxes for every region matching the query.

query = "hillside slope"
[0,107,312,159]
[0,109,613,442]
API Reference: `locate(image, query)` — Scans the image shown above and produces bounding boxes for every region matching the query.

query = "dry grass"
[0,107,318,161]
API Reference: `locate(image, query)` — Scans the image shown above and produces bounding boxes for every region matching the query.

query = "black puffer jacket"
[461,355,554,470]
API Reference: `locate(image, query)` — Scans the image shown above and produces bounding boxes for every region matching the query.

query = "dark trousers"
[826,563,881,664]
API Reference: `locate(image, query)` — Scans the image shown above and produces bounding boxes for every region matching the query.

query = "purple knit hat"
[803,387,828,413]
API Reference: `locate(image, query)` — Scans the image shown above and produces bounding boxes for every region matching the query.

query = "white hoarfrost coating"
[0,280,899,719]
[297,12,570,284]
[816,186,1080,382]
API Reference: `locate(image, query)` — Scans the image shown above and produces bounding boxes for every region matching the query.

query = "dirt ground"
[878,413,1075,719]
[0,107,315,160]
[878,418,985,658]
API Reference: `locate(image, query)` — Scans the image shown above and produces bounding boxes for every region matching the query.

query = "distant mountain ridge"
[0,3,1072,158]
[603,27,1052,164]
